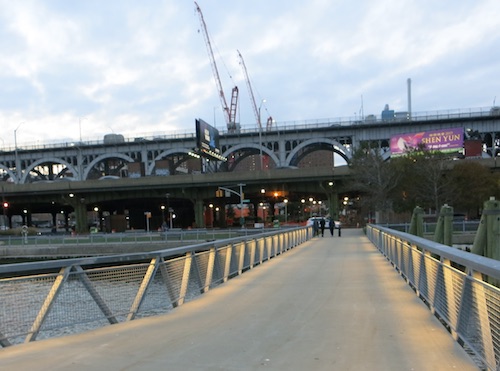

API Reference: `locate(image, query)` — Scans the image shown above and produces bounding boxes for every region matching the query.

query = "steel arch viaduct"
[0,110,498,233]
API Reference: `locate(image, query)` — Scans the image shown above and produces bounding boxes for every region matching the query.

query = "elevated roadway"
[0,229,478,370]
[0,166,347,232]
[0,110,498,233]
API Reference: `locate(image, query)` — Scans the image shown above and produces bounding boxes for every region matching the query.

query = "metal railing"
[2,106,497,151]
[379,221,480,234]
[0,226,312,347]
[0,228,273,247]
[366,224,500,370]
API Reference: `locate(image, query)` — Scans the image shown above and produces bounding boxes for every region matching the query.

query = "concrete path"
[0,229,479,370]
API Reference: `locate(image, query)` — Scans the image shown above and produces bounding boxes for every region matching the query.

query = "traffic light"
[2,202,8,208]
[215,189,224,197]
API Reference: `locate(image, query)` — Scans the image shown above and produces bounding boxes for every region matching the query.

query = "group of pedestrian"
[312,217,341,237]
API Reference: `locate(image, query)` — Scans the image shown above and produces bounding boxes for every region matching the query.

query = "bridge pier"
[193,198,205,228]
[71,199,88,234]
[326,191,339,221]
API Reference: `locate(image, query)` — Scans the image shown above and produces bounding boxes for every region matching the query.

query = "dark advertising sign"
[195,119,226,161]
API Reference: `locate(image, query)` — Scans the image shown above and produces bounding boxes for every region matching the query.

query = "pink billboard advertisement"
[390,127,463,156]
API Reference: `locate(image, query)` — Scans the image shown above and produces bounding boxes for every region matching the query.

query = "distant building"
[381,104,395,121]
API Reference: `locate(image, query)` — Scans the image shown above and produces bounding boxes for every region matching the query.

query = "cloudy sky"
[0,0,499,147]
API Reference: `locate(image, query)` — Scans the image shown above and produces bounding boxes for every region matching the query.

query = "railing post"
[238,242,245,275]
[203,247,216,293]
[223,244,233,282]
[249,239,256,268]
[25,266,72,343]
[177,252,193,306]
[127,257,160,321]
[469,269,495,369]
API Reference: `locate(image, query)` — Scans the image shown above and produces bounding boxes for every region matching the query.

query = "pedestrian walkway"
[0,229,479,370]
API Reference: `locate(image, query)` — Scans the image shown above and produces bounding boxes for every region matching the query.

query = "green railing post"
[434,204,453,246]
[409,206,424,237]
[473,197,500,260]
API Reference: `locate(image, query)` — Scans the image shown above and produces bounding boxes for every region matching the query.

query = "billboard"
[390,127,463,156]
[195,119,226,161]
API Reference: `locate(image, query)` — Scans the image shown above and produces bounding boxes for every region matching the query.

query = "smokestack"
[407,78,412,120]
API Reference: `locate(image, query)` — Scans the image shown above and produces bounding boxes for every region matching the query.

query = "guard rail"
[366,224,500,371]
[0,226,312,347]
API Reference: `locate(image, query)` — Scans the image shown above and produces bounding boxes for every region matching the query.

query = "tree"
[389,147,456,213]
[412,151,453,212]
[448,161,500,218]
[349,145,402,222]
[350,143,500,222]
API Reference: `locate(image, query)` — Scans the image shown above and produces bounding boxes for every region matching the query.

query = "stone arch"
[149,148,194,175]
[285,138,351,167]
[83,153,135,180]
[222,143,281,169]
[21,157,78,184]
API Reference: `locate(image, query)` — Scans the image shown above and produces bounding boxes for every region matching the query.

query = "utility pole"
[216,183,246,228]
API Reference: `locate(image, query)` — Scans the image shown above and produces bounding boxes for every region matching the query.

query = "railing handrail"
[367,224,500,370]
[2,105,497,151]
[0,226,312,347]
[372,225,500,279]
[0,228,298,275]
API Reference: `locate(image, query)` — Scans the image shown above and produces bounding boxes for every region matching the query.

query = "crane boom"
[195,2,238,132]
[237,50,261,129]
[237,50,273,131]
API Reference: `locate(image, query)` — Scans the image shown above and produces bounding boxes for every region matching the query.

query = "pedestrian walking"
[329,217,334,236]
[319,218,325,237]
[313,219,319,237]
[338,223,342,237]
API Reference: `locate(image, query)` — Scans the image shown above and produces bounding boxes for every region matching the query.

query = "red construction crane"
[237,50,273,131]
[266,116,274,131]
[195,2,239,133]
[237,50,260,129]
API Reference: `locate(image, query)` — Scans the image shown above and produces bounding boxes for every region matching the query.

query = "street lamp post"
[239,183,245,227]
[93,206,99,231]
[169,208,174,229]
[218,183,246,228]
[160,205,166,229]
[284,199,288,224]
[79,117,87,143]
[259,202,267,227]
[14,122,24,180]
[209,203,214,228]
[258,99,266,170]
[166,193,171,229]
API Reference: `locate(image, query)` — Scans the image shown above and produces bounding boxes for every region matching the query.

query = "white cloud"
[0,0,499,146]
